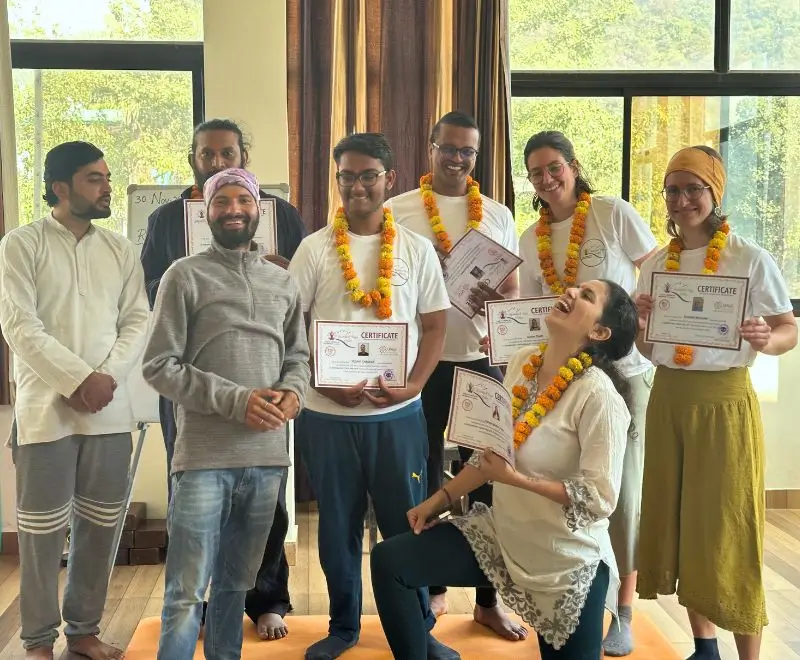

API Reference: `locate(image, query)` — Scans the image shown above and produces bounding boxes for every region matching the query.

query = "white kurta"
[0,215,149,445]
[450,347,630,649]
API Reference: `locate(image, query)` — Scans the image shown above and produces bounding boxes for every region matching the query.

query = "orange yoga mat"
[125,613,680,659]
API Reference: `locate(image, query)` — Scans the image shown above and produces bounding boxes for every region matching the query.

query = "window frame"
[10,40,205,126]
[510,0,800,312]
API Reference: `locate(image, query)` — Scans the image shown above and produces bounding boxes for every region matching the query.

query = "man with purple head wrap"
[142,167,310,660]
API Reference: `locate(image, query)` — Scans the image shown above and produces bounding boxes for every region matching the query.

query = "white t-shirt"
[388,188,519,362]
[636,232,792,370]
[288,223,450,416]
[519,196,657,378]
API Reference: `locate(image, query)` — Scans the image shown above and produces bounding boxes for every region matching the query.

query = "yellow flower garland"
[419,173,482,253]
[333,206,395,320]
[511,344,592,449]
[664,221,730,366]
[534,192,592,295]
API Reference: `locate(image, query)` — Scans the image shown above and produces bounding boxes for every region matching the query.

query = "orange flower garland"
[535,192,592,295]
[333,206,395,320]
[664,221,730,366]
[511,344,592,449]
[419,173,482,253]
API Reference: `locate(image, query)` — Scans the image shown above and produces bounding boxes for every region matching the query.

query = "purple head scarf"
[203,168,260,207]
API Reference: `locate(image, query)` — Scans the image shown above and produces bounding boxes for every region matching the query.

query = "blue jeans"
[157,467,285,660]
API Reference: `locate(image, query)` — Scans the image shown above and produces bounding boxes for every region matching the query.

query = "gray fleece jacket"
[142,240,310,473]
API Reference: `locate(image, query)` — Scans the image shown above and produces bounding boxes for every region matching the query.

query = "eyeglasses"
[661,184,711,202]
[336,170,386,188]
[527,161,569,184]
[432,143,479,160]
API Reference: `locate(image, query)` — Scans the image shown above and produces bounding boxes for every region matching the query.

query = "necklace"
[333,207,395,320]
[511,344,592,449]
[419,173,482,253]
[664,222,730,365]
[535,192,591,295]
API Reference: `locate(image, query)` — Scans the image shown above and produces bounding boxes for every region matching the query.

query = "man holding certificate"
[388,112,521,638]
[635,146,797,660]
[288,133,450,660]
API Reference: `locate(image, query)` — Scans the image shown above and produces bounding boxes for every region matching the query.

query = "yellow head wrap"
[664,147,726,207]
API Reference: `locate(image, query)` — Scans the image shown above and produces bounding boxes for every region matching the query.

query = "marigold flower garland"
[511,344,592,449]
[333,206,395,320]
[534,192,592,295]
[419,173,482,253]
[664,221,730,366]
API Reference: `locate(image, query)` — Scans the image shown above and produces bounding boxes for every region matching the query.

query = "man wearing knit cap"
[0,140,149,659]
[143,168,310,660]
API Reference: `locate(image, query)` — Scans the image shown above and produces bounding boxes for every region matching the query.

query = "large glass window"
[13,69,195,235]
[510,98,623,235]
[508,0,714,71]
[631,96,800,297]
[8,0,203,40]
[731,0,800,70]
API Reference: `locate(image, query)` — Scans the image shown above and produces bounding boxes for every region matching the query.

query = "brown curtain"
[287,0,513,231]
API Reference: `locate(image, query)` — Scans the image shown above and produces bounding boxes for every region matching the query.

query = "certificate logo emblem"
[462,400,473,411]
[384,369,395,380]
[497,325,508,335]
[325,346,336,357]
[718,323,729,336]
[659,299,670,310]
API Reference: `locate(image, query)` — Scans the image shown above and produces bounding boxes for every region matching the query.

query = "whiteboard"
[126,182,290,258]
[125,182,289,423]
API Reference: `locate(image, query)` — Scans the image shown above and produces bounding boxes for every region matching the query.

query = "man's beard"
[210,212,259,249]
[70,196,112,220]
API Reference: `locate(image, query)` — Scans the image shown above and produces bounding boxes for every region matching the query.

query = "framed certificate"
[485,296,557,365]
[443,229,522,319]
[445,367,514,465]
[184,198,278,256]
[645,272,749,350]
[314,321,409,389]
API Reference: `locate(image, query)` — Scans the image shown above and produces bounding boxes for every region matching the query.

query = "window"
[511,98,623,235]
[731,0,800,70]
[509,0,800,305]
[508,0,714,71]
[13,68,195,235]
[8,0,203,41]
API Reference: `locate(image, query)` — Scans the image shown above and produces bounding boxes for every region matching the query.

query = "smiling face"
[429,124,480,188]
[526,146,578,209]
[207,184,259,249]
[336,151,395,219]
[546,280,612,343]
[664,170,715,233]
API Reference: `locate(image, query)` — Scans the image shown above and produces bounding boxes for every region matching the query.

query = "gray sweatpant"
[12,422,132,650]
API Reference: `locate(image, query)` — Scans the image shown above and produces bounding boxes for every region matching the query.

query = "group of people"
[0,108,795,660]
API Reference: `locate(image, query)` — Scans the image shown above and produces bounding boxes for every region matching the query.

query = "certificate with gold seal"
[314,321,409,389]
[645,272,749,350]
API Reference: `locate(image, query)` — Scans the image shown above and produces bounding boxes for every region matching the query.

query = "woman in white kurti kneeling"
[370,279,638,660]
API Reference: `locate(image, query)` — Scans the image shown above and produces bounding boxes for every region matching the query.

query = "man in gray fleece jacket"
[142,168,310,660]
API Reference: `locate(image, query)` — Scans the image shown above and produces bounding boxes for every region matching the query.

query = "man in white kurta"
[0,141,149,660]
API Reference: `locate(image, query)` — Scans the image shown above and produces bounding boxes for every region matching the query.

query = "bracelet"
[440,485,454,510]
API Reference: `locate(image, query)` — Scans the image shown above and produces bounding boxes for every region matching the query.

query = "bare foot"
[67,635,125,659]
[429,593,448,618]
[26,648,54,660]
[257,612,288,641]
[474,604,528,641]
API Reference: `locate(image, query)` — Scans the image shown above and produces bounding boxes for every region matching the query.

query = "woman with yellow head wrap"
[633,146,797,660]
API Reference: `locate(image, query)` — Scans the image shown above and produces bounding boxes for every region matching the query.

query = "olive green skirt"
[636,366,768,635]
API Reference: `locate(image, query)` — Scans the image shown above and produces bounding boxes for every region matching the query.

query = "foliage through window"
[8,0,203,41]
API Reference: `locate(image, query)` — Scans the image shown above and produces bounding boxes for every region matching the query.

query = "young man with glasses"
[388,111,524,642]
[288,133,451,659]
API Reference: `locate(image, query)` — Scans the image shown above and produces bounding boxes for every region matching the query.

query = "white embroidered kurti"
[450,348,630,649]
